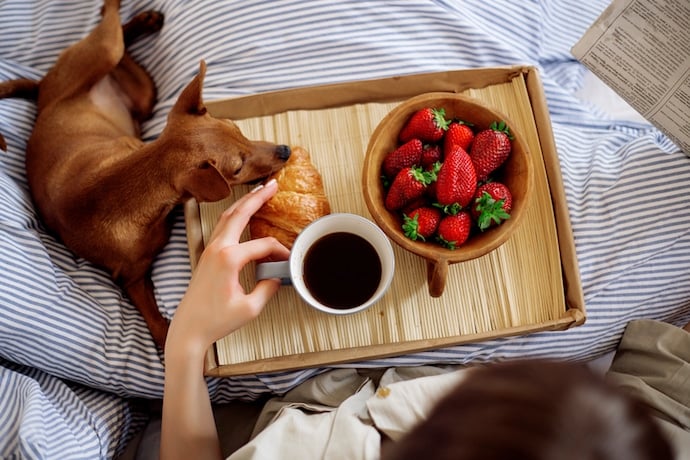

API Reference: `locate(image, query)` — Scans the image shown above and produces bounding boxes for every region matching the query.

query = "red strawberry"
[420,144,442,169]
[471,182,512,231]
[425,178,438,202]
[401,196,431,215]
[382,139,423,179]
[444,121,474,153]
[399,107,450,143]
[470,121,512,181]
[385,166,434,211]
[402,207,442,241]
[423,160,441,202]
[436,212,472,249]
[435,145,477,208]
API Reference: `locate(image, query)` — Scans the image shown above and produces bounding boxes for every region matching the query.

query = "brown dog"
[0,0,291,348]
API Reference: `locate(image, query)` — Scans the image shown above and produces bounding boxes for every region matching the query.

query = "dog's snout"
[276,145,291,161]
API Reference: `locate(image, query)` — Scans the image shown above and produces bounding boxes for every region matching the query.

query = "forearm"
[160,335,222,460]
[158,180,286,459]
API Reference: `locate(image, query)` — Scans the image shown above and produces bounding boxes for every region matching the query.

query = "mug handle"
[255,261,292,285]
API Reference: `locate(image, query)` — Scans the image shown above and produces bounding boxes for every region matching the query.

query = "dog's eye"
[233,165,242,176]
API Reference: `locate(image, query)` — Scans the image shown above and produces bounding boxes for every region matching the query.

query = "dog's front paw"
[139,11,165,32]
[123,11,165,44]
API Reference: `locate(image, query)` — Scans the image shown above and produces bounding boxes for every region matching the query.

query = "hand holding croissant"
[249,147,331,248]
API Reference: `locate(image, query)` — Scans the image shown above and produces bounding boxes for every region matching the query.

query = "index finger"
[210,179,278,246]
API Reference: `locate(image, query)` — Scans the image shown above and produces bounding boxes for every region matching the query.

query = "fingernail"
[265,178,278,188]
[250,184,264,193]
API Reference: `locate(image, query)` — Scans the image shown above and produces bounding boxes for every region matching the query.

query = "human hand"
[166,179,289,356]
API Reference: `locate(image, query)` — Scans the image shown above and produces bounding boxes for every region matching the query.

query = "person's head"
[383,359,672,460]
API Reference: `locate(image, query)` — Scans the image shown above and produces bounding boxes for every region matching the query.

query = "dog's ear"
[172,60,208,115]
[178,160,230,202]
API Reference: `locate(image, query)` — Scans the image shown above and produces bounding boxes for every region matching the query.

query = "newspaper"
[571,0,690,155]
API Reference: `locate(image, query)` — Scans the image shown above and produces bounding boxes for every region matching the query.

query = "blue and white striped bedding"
[1,0,689,457]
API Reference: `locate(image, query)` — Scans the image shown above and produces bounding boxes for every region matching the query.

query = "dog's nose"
[276,144,291,161]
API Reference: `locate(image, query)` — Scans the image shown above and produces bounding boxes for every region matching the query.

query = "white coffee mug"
[256,213,395,315]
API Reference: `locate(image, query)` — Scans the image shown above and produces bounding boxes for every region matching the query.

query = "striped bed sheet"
[1,0,689,458]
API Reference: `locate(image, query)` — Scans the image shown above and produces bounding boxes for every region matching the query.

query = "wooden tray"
[184,66,586,377]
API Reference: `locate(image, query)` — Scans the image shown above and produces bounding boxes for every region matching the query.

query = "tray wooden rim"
[183,65,586,377]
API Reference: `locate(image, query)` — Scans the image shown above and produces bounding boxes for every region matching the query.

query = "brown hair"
[383,359,672,460]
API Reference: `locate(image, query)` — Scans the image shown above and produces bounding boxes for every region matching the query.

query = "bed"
[1,0,689,458]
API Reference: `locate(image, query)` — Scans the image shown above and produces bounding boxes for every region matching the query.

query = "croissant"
[249,146,331,249]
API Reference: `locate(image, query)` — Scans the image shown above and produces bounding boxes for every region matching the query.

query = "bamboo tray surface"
[185,67,585,377]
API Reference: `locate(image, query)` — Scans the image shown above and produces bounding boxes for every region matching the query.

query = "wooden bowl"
[362,92,534,297]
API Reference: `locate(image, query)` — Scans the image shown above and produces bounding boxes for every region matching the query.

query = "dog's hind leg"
[124,276,169,349]
[111,10,165,123]
[37,0,125,108]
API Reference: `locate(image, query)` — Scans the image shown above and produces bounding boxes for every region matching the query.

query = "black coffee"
[303,232,382,309]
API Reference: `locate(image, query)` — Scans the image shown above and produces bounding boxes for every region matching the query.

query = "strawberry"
[422,161,441,202]
[385,166,434,211]
[471,182,512,231]
[402,207,442,241]
[382,139,423,179]
[399,107,450,144]
[436,212,472,249]
[435,145,477,208]
[444,121,474,153]
[401,197,431,215]
[420,144,442,169]
[470,121,512,181]
[425,178,438,202]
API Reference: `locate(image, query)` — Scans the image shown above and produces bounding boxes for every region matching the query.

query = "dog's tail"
[0,78,38,100]
[0,78,39,151]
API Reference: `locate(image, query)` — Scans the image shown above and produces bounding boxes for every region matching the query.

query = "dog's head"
[163,61,290,203]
